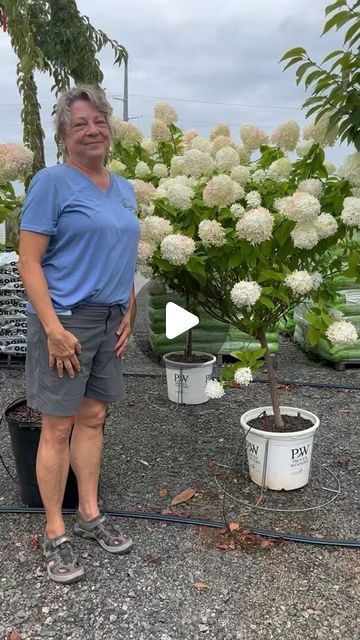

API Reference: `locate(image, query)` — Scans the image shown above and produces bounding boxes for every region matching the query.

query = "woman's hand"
[47,328,82,379]
[115,312,132,357]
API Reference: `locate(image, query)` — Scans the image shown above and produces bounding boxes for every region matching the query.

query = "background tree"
[281,0,360,150]
[0,0,127,174]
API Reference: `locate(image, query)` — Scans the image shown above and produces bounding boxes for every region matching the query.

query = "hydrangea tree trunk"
[259,330,284,430]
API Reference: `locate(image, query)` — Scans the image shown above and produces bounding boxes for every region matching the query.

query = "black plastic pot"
[5,398,79,508]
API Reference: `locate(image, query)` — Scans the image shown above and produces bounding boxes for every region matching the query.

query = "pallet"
[0,352,26,368]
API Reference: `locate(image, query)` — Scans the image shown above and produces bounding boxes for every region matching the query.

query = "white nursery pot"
[163,352,216,405]
[240,406,320,491]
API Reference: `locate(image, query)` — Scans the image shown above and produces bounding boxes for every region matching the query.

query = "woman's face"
[63,100,111,165]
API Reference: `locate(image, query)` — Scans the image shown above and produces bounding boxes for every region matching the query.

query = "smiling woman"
[17,85,140,584]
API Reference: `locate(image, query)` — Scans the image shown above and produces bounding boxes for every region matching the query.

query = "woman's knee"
[75,399,107,429]
[41,415,74,447]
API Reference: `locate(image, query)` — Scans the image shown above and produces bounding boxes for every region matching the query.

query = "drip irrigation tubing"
[1,376,359,549]
[124,371,360,392]
[0,506,359,548]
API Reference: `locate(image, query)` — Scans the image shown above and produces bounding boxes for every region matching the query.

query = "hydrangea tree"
[0,143,33,249]
[109,103,359,429]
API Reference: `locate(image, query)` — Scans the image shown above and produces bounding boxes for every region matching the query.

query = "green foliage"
[281,1,360,149]
[0,0,127,174]
[0,182,22,224]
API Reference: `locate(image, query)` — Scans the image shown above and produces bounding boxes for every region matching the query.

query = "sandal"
[74,514,133,554]
[43,535,85,584]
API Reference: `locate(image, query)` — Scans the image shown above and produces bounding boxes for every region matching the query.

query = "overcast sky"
[0,0,351,166]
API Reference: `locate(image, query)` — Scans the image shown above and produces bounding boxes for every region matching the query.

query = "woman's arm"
[18,230,81,378]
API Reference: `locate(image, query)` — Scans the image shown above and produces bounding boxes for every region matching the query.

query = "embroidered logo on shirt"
[121,198,136,213]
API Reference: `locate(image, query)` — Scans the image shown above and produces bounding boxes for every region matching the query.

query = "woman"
[18,85,140,584]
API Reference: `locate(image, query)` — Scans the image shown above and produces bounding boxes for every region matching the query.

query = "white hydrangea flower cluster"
[234,367,253,386]
[290,222,319,249]
[267,158,292,181]
[297,179,323,199]
[246,190,262,209]
[191,136,212,154]
[205,379,225,399]
[183,129,199,148]
[141,138,157,155]
[151,119,172,143]
[135,161,151,178]
[112,119,143,148]
[285,270,320,295]
[236,207,274,244]
[154,102,178,124]
[0,143,33,181]
[183,149,214,177]
[277,192,321,222]
[139,202,155,218]
[238,145,251,164]
[137,240,155,266]
[230,165,251,185]
[198,219,226,247]
[210,135,233,157]
[230,281,262,308]
[230,203,245,219]
[162,177,194,211]
[169,155,187,177]
[326,321,358,347]
[271,121,300,151]
[215,146,239,171]
[296,141,313,157]
[290,211,338,249]
[142,216,173,244]
[314,213,338,239]
[160,234,196,265]
[210,123,231,140]
[337,152,360,186]
[203,174,243,209]
[303,116,338,148]
[251,168,267,182]
[340,197,360,227]
[240,124,269,152]
[131,179,157,205]
[107,159,126,176]
[152,163,168,178]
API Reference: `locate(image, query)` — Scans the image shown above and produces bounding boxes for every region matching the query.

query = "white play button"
[165,302,199,339]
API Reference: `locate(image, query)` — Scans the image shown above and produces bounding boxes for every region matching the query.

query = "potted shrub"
[109,105,359,461]
[109,108,218,404]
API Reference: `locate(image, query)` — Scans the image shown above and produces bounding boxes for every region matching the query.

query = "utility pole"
[123,55,128,121]
[113,55,129,120]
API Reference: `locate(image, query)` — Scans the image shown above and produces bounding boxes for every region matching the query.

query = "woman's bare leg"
[70,397,107,521]
[37,414,74,539]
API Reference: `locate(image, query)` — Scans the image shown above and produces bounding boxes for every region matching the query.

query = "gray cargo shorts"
[25,304,125,417]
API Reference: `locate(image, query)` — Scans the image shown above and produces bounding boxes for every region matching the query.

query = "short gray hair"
[54,85,115,142]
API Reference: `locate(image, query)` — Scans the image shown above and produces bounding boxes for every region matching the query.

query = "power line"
[113,93,301,111]
[0,95,301,111]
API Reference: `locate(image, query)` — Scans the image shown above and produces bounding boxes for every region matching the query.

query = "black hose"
[1,376,359,550]
[124,371,360,391]
[0,506,359,548]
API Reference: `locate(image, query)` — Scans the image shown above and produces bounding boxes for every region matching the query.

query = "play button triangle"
[165,302,199,339]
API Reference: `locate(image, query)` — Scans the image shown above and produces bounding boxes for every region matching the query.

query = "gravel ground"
[0,290,359,639]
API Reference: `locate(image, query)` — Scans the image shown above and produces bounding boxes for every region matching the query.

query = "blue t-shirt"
[20,164,140,314]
